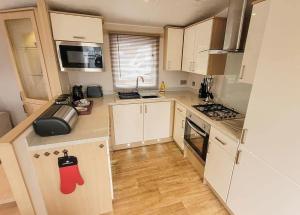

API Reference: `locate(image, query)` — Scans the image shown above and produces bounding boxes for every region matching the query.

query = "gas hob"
[193,103,244,121]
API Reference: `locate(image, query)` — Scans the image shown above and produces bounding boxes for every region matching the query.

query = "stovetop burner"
[193,103,244,121]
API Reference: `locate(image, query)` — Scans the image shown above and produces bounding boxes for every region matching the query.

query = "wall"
[187,53,252,114]
[0,25,26,126]
[67,22,189,94]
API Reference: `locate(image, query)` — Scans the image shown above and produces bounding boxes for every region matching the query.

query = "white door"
[241,0,300,185]
[194,20,213,52]
[227,146,300,215]
[143,102,172,141]
[239,1,270,84]
[182,26,195,72]
[164,27,184,71]
[112,104,143,145]
[204,140,235,202]
[173,111,185,150]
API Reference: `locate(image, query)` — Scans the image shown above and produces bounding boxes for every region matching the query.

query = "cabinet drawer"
[175,102,186,117]
[209,127,239,157]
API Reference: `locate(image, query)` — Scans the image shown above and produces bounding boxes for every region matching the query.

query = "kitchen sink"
[141,95,159,99]
[118,92,141,99]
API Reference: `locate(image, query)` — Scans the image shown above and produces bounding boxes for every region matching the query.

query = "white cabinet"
[239,1,270,84]
[227,146,300,215]
[204,127,238,202]
[112,101,172,146]
[163,27,184,71]
[182,26,195,72]
[143,102,172,141]
[227,0,300,214]
[173,103,186,150]
[182,18,226,75]
[50,12,103,43]
[112,104,143,145]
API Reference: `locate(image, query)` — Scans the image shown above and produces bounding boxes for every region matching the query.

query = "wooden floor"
[109,142,228,215]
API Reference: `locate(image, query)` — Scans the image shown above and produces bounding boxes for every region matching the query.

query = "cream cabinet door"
[204,139,235,202]
[50,12,103,43]
[194,20,213,52]
[164,27,184,71]
[143,102,172,141]
[239,1,270,84]
[112,104,143,145]
[31,141,112,215]
[173,104,186,150]
[194,51,209,75]
[182,26,195,72]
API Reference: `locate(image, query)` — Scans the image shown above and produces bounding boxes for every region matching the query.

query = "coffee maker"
[72,85,84,101]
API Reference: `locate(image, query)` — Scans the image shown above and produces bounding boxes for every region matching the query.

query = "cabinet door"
[31,141,112,215]
[1,10,51,112]
[112,104,143,145]
[173,109,185,150]
[144,102,172,141]
[182,26,195,72]
[239,1,270,84]
[50,12,103,43]
[164,27,184,71]
[204,140,235,202]
[193,51,209,75]
[227,147,300,215]
[194,20,213,52]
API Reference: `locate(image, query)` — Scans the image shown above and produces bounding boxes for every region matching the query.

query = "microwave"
[56,41,104,72]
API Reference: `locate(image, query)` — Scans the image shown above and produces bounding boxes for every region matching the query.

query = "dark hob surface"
[193,103,243,121]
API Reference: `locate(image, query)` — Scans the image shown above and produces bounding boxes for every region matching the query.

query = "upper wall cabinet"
[50,12,104,43]
[238,1,270,84]
[182,17,227,75]
[163,27,184,71]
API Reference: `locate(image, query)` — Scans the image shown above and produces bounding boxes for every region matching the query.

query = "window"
[109,33,159,90]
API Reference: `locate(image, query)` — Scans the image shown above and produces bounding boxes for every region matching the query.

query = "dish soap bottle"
[159,81,166,93]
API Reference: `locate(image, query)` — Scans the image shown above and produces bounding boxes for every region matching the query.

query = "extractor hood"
[209,0,252,54]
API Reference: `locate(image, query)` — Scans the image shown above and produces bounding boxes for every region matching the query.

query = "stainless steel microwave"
[56,41,104,72]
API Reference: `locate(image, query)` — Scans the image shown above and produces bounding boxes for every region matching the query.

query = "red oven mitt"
[58,152,84,194]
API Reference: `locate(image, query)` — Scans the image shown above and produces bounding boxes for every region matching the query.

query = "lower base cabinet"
[173,103,186,150]
[31,141,113,215]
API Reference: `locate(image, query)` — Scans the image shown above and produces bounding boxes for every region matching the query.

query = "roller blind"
[109,33,159,90]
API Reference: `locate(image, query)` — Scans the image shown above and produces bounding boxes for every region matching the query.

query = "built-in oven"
[56,41,104,72]
[184,110,211,164]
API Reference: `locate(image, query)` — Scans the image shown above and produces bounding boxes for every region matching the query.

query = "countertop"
[27,91,243,151]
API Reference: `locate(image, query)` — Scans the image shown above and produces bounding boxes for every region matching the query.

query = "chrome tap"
[136,76,144,92]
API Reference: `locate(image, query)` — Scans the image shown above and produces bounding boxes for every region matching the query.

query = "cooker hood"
[209,0,252,54]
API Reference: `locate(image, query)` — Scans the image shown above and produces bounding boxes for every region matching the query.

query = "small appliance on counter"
[33,104,78,137]
[55,94,72,105]
[72,85,84,101]
[87,85,103,98]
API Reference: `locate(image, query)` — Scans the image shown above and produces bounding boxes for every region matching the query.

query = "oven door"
[56,41,103,72]
[184,118,209,163]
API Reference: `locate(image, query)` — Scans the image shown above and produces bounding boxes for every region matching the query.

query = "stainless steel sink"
[118,92,140,99]
[141,95,159,99]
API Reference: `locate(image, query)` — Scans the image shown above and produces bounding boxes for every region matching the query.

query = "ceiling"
[0,0,229,27]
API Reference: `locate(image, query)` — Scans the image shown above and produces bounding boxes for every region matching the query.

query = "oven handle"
[186,119,207,137]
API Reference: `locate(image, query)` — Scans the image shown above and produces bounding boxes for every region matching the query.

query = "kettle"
[72,85,84,101]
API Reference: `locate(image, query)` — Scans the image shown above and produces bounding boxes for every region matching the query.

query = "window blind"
[109,33,159,90]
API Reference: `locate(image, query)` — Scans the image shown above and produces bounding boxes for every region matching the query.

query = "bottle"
[159,81,166,93]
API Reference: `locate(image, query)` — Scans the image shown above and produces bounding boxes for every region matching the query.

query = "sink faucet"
[136,76,144,92]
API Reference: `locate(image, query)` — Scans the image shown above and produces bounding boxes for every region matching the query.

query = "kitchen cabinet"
[112,101,172,146]
[143,101,172,141]
[163,27,184,71]
[0,9,52,115]
[204,127,239,202]
[31,141,113,215]
[112,103,143,145]
[239,0,270,84]
[227,0,300,214]
[182,17,227,75]
[50,12,104,43]
[173,102,186,150]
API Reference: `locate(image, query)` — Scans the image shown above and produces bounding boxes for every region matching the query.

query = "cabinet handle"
[53,151,60,155]
[33,154,40,159]
[235,150,242,164]
[73,36,86,40]
[241,129,248,144]
[177,107,183,113]
[240,65,245,79]
[99,144,104,148]
[181,119,185,129]
[144,105,147,114]
[215,137,227,146]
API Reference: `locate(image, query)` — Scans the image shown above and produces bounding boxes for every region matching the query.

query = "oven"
[56,41,104,72]
[184,110,211,164]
